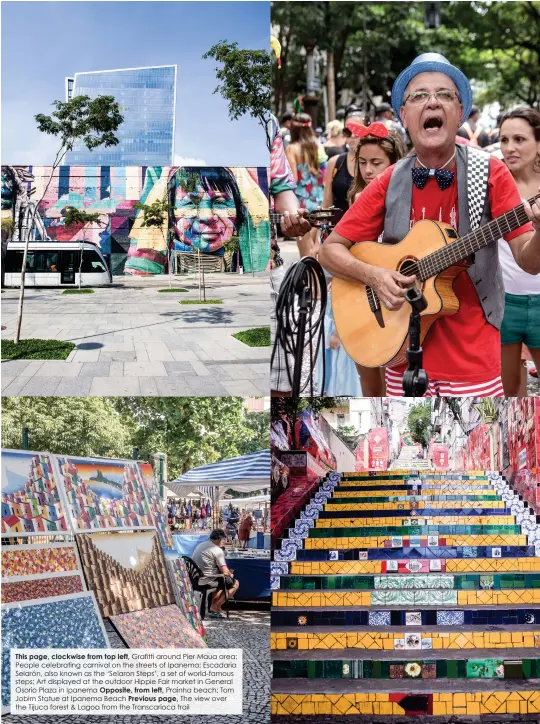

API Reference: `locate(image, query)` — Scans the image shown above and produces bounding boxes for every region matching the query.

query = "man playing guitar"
[284,53,540,397]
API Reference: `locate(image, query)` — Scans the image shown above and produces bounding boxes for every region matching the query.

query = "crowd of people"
[271,52,540,398]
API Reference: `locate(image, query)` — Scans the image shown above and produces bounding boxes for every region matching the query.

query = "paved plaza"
[1,274,269,397]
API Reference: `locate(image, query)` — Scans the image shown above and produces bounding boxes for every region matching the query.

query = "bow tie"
[412,167,454,190]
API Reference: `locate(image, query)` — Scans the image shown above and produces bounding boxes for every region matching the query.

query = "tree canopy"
[2,397,269,480]
[407,401,433,449]
[203,40,272,147]
[272,1,540,118]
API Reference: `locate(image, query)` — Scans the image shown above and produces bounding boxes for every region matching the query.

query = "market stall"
[168,451,271,599]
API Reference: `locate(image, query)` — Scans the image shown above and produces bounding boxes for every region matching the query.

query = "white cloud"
[173,155,208,166]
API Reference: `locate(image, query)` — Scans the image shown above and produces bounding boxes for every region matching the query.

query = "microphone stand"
[402,287,429,397]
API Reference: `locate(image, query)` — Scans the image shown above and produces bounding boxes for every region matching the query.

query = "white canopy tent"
[168,450,270,527]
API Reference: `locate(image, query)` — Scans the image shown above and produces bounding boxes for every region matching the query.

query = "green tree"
[134,197,172,285]
[237,411,271,455]
[337,424,360,450]
[407,401,433,449]
[271,1,540,119]
[1,397,134,459]
[203,40,272,149]
[14,95,123,343]
[114,397,265,478]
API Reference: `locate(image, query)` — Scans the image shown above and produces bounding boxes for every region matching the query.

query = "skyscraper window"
[64,65,176,166]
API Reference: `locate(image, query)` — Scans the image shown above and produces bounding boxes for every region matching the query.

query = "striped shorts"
[385,368,504,398]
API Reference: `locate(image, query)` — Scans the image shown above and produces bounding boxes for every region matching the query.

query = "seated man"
[192,529,239,619]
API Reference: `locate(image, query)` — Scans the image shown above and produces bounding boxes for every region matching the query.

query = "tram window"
[5,251,35,273]
[80,249,106,273]
[60,250,77,272]
[35,252,58,273]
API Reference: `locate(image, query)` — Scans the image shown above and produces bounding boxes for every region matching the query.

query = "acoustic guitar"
[331,193,540,368]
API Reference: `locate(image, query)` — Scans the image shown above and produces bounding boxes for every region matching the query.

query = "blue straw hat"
[391,53,472,124]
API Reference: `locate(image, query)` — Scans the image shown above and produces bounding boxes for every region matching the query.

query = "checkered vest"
[384,144,504,329]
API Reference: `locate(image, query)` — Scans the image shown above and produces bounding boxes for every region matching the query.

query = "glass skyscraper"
[64,65,177,166]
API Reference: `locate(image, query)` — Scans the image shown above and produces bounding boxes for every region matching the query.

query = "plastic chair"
[182,555,229,619]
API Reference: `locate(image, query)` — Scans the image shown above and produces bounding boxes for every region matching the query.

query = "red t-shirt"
[334,155,533,382]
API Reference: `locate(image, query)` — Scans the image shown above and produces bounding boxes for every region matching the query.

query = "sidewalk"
[1,273,269,397]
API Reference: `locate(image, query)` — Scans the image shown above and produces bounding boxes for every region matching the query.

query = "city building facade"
[64,65,177,166]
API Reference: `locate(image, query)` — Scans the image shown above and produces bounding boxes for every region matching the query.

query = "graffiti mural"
[1,165,270,275]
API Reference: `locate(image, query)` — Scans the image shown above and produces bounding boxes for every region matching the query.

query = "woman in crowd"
[285,113,327,213]
[498,107,540,395]
[318,122,405,396]
[323,119,348,159]
[322,113,366,212]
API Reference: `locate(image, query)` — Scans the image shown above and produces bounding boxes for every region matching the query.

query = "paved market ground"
[3,610,270,724]
[1,273,269,397]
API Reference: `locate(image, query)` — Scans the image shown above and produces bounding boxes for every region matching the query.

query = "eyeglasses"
[404,90,461,106]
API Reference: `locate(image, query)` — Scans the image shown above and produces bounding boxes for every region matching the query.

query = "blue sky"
[1,1,270,167]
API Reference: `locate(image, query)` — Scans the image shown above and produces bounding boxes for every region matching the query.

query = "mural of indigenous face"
[168,167,245,255]
[1,165,270,274]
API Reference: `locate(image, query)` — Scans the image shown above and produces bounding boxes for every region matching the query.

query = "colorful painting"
[1,165,269,275]
[57,456,172,549]
[1,574,84,604]
[76,530,174,617]
[1,450,68,536]
[1,592,108,711]
[1,543,79,577]
[166,556,206,639]
[110,604,207,648]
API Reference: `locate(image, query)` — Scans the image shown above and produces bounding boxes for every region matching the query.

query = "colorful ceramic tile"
[390,664,405,679]
[430,559,442,571]
[57,456,172,549]
[422,663,437,679]
[466,659,504,678]
[329,550,339,560]
[1,573,84,603]
[1,592,108,711]
[386,560,398,572]
[77,530,174,618]
[1,449,67,536]
[1,543,79,577]
[394,638,405,650]
[427,535,439,546]
[437,610,465,626]
[404,633,422,649]
[404,662,422,678]
[368,610,391,626]
[405,611,422,626]
[391,537,403,548]
[110,604,207,648]
[358,551,368,560]
[165,556,206,639]
[421,638,433,649]
[409,536,422,547]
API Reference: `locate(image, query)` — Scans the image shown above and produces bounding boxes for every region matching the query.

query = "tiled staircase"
[271,470,540,720]
[391,445,430,471]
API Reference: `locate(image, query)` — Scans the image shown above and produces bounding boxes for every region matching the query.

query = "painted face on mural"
[174,184,237,253]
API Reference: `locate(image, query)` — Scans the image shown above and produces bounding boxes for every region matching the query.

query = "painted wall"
[1,165,270,275]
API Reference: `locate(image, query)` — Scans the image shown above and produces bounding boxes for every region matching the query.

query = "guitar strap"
[465,146,490,232]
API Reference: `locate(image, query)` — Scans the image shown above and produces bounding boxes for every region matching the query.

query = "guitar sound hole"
[398,259,417,277]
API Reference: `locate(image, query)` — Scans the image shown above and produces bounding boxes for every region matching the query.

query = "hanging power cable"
[271,256,328,398]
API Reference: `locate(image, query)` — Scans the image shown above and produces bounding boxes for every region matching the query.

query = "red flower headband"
[346,121,389,139]
[292,120,312,128]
